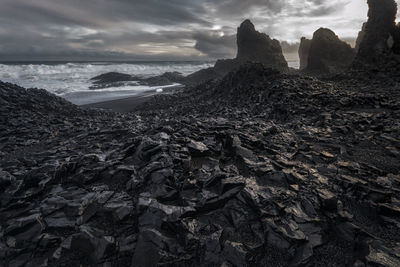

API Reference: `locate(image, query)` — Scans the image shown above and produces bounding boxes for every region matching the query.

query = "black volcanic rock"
[355,23,367,52]
[0,81,80,116]
[355,0,399,65]
[299,37,312,70]
[393,22,400,54]
[2,61,400,266]
[183,67,219,86]
[185,20,288,85]
[305,28,355,73]
[236,19,288,71]
[91,72,136,84]
[90,71,185,89]
[143,72,185,86]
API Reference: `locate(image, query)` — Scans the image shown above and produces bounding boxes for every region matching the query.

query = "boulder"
[305,28,355,73]
[299,37,312,70]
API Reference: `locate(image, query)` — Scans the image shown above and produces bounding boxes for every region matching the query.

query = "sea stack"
[186,19,288,85]
[304,28,355,73]
[236,19,288,71]
[355,0,400,64]
[355,23,367,52]
[299,37,312,70]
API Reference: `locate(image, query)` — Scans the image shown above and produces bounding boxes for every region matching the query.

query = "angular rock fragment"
[222,241,248,267]
[317,189,338,211]
[4,214,45,248]
[187,140,209,156]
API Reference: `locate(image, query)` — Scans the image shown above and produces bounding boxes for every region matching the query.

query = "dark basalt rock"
[90,71,185,89]
[1,54,400,266]
[91,72,136,84]
[299,37,312,70]
[236,19,288,71]
[355,23,367,52]
[183,67,219,86]
[305,28,356,73]
[144,71,185,86]
[354,0,400,66]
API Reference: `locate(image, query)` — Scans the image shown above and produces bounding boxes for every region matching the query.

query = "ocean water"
[288,60,300,69]
[0,60,299,105]
[0,61,213,105]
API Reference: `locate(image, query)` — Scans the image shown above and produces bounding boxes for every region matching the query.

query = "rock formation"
[236,19,288,70]
[185,20,288,85]
[305,28,356,73]
[355,0,400,65]
[394,22,400,54]
[298,37,312,70]
[355,23,367,52]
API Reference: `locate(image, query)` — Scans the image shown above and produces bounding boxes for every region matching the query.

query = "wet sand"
[82,85,182,113]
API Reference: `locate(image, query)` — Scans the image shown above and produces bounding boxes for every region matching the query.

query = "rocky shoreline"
[1,0,400,266]
[1,62,400,266]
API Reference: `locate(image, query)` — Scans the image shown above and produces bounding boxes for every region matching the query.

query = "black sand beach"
[82,86,182,113]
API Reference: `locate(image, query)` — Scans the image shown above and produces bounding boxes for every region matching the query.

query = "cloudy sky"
[0,0,396,61]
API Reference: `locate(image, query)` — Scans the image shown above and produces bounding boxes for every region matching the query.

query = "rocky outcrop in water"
[355,0,400,65]
[90,71,185,89]
[304,28,355,73]
[299,37,312,70]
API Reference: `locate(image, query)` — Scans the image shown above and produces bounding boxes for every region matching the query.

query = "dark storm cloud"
[0,0,367,60]
[194,33,236,59]
[0,0,210,27]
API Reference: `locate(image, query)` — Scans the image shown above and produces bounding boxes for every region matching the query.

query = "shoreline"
[81,85,183,113]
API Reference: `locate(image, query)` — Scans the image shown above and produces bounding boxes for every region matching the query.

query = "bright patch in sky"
[1,0,400,60]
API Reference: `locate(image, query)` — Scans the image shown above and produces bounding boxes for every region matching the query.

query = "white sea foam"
[288,60,300,69]
[0,62,213,104]
[0,60,301,105]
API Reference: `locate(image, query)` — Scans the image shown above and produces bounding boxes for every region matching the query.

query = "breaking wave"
[0,61,213,104]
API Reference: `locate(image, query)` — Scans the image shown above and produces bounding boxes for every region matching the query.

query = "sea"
[0,60,299,105]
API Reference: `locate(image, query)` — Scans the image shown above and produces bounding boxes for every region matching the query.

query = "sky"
[0,0,397,61]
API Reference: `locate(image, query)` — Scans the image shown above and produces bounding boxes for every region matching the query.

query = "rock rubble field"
[1,63,400,266]
[2,0,400,265]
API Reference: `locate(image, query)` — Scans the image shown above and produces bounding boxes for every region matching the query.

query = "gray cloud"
[0,0,371,61]
[1,0,210,27]
[194,32,236,58]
